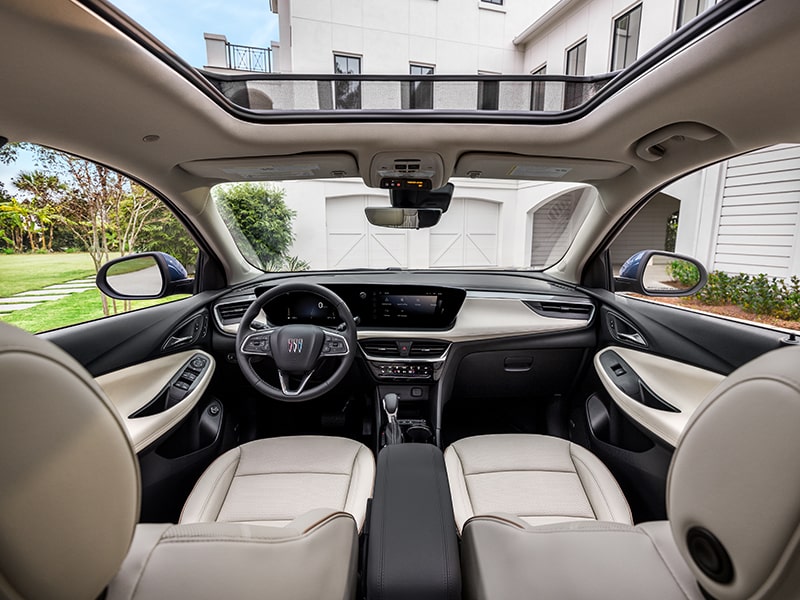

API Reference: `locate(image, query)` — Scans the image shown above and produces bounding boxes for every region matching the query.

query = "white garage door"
[326,196,409,268]
[430,198,499,267]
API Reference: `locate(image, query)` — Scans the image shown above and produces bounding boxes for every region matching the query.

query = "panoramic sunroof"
[201,73,618,114]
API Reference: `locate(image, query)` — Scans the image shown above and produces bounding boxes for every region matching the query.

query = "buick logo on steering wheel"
[288,338,304,353]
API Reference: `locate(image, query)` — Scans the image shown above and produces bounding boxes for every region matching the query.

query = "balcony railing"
[226,43,272,73]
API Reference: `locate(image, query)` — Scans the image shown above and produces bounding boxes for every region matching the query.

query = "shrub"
[667,259,700,288]
[696,271,731,305]
[695,271,800,322]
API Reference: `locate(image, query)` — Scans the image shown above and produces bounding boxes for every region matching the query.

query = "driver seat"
[0,322,373,600]
[179,435,374,530]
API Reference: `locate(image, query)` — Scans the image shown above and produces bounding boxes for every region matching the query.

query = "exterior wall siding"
[712,144,800,277]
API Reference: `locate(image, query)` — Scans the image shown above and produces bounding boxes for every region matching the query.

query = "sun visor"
[180,153,360,182]
[454,153,630,181]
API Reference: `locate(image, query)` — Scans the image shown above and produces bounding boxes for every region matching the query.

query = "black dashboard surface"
[255,284,466,329]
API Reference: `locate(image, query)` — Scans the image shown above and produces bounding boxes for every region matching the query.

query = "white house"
[205,0,800,279]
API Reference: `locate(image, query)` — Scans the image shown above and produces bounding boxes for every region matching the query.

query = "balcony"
[226,43,272,73]
[204,33,273,73]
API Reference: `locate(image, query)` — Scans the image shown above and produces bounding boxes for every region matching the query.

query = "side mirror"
[615,250,707,296]
[96,252,193,300]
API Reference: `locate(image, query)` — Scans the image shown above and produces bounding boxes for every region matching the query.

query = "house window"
[530,64,546,111]
[407,64,434,109]
[564,40,587,109]
[677,0,717,28]
[611,5,642,71]
[565,40,586,76]
[477,72,500,110]
[334,54,361,109]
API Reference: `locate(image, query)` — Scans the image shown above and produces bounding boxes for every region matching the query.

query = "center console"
[365,444,461,600]
[360,338,449,446]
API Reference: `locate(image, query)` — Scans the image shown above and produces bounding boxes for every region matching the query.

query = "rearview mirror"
[615,250,707,296]
[96,252,193,299]
[365,207,442,229]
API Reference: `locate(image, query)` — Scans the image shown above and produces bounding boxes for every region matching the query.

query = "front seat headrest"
[668,345,800,600]
[0,323,139,600]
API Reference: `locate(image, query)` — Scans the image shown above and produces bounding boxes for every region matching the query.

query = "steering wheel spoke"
[277,368,317,397]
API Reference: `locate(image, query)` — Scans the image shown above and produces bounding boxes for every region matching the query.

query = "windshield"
[212,178,596,272]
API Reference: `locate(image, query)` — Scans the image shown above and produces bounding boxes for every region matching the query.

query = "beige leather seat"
[444,433,632,533]
[460,345,800,600]
[0,322,374,600]
[180,435,374,530]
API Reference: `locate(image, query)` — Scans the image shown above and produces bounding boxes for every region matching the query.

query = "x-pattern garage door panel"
[430,198,499,267]
[326,196,409,268]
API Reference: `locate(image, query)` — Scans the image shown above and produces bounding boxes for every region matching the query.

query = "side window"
[0,143,198,333]
[610,144,800,332]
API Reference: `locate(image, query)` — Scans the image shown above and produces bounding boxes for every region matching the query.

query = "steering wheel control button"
[322,332,349,356]
[242,333,273,355]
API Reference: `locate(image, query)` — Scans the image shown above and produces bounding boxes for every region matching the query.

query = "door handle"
[616,331,646,346]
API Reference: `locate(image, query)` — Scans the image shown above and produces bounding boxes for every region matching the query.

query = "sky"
[112,0,280,69]
[0,0,279,194]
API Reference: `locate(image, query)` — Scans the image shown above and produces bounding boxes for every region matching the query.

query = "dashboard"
[211,274,597,387]
[213,274,596,342]
[254,285,467,329]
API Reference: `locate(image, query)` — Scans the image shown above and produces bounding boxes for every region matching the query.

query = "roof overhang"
[514,0,586,47]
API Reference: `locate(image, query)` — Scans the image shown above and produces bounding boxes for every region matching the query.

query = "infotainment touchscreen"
[377,293,439,319]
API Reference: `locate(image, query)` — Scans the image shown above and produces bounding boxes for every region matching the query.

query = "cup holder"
[404,424,433,444]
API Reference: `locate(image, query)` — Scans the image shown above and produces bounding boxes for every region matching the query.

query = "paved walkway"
[0,276,97,316]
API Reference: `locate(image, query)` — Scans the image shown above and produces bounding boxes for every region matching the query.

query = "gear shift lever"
[382,393,403,445]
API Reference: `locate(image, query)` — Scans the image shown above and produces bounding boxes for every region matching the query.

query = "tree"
[115,183,162,256]
[0,197,26,252]
[214,183,298,269]
[12,170,67,251]
[137,203,198,268]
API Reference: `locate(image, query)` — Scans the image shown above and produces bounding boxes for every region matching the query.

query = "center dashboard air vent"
[408,341,449,358]
[360,340,401,358]
[524,300,594,321]
[360,339,450,360]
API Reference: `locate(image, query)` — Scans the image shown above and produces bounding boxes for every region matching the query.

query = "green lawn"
[0,288,186,333]
[0,252,96,297]
[0,252,186,333]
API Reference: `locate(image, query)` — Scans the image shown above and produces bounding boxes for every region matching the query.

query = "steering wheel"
[235,282,357,401]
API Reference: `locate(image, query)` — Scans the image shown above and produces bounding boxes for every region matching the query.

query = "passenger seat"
[444,433,632,534]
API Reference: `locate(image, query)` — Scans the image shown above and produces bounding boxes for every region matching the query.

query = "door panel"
[591,290,786,374]
[576,287,789,521]
[594,346,724,448]
[42,291,220,376]
[95,349,215,453]
[40,290,232,523]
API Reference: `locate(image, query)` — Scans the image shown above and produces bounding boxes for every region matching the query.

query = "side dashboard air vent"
[216,300,250,324]
[408,341,450,358]
[360,340,401,357]
[524,300,594,321]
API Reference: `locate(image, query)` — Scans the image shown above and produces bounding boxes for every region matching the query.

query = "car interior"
[2,0,800,599]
